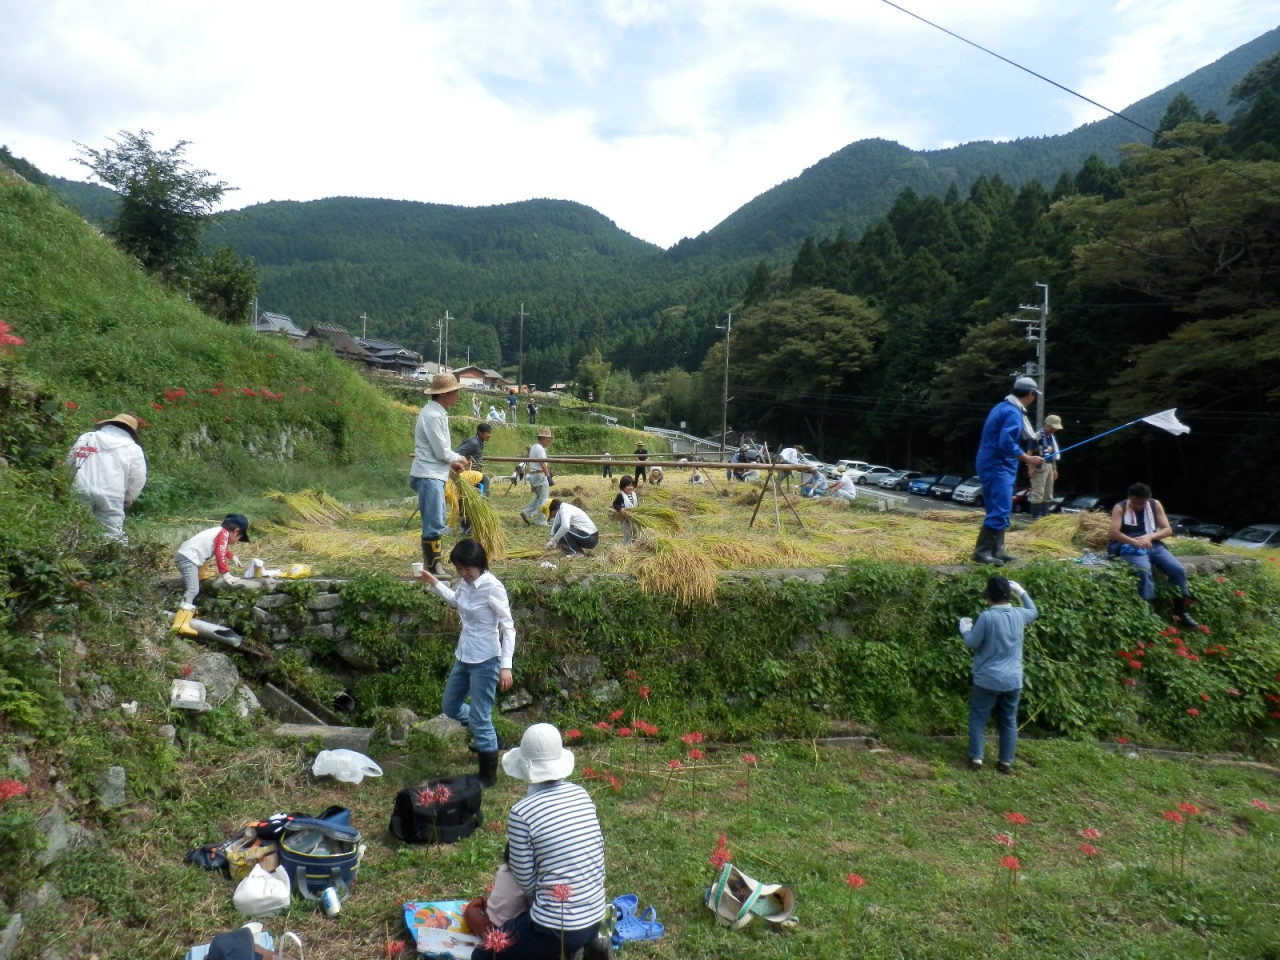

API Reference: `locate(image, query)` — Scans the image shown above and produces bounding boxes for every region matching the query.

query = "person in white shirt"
[546,499,599,557]
[411,373,469,576]
[415,539,515,787]
[520,427,554,526]
[828,467,857,501]
[65,413,147,542]
[171,514,249,635]
[776,444,803,490]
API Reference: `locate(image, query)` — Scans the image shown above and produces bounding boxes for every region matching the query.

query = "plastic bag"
[312,749,383,784]
[279,564,313,579]
[232,863,291,915]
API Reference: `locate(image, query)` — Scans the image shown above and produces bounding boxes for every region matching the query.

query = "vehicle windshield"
[915,476,938,484]
[1233,526,1274,543]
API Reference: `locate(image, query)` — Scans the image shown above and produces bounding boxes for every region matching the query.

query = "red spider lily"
[1187,708,1200,716]
[617,727,633,738]
[625,670,639,681]
[65,401,77,410]
[1177,802,1200,815]
[565,729,582,740]
[1128,660,1142,669]
[382,938,406,956]
[1081,828,1101,840]
[995,833,1014,847]
[737,779,746,787]
[709,833,730,870]
[667,759,683,770]
[687,748,705,760]
[593,721,611,731]
[242,388,259,397]
[1164,810,1184,823]
[1000,856,1020,870]
[182,663,193,678]
[1200,694,1210,701]
[845,873,865,889]
[0,320,26,349]
[152,402,163,410]
[1199,624,1211,634]
[1250,799,1272,811]
[1005,812,1028,826]
[1214,576,1226,583]
[633,720,659,736]
[488,821,504,831]
[681,731,705,745]
[606,774,621,792]
[1234,590,1245,597]
[0,780,29,802]
[480,928,515,953]
[582,767,596,779]
[551,883,573,902]
[1123,678,1138,687]
[1079,844,1098,856]
[608,710,625,721]
[638,685,650,702]
[1273,712,1280,719]
[742,754,758,765]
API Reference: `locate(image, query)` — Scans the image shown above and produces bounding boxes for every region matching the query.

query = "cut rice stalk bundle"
[455,479,507,560]
[627,505,682,534]
[916,510,982,524]
[279,528,411,560]
[625,536,719,605]
[505,547,543,560]
[349,508,407,523]
[700,535,777,569]
[263,489,351,525]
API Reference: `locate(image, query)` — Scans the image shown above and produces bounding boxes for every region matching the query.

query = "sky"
[2,1,1277,248]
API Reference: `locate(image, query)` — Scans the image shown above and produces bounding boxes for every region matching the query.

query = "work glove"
[958,617,973,636]
[1006,579,1028,597]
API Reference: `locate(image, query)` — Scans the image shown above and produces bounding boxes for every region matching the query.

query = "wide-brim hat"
[501,723,575,783]
[836,466,847,475]
[536,426,553,439]
[1044,414,1064,430]
[95,413,140,442]
[426,372,461,395]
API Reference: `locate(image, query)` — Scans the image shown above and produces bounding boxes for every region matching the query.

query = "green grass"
[20,726,1280,959]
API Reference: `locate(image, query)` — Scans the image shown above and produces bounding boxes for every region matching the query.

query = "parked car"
[878,470,921,490]
[951,476,984,506]
[851,465,895,485]
[798,452,827,471]
[907,475,940,496]
[825,459,870,480]
[930,475,967,500]
[1224,524,1280,550]
[1183,522,1234,543]
[1014,487,1074,515]
[1058,493,1125,514]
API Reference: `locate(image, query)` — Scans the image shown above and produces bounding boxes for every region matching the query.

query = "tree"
[74,130,231,276]
[574,348,611,403]
[188,247,258,324]
[1152,93,1201,147]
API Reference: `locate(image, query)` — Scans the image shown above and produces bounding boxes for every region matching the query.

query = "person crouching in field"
[958,575,1037,775]
[172,514,249,635]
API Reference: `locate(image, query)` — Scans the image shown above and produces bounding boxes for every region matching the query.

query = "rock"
[309,623,335,641]
[234,685,261,718]
[334,639,376,670]
[5,752,30,778]
[305,593,344,612]
[251,607,274,625]
[259,684,326,726]
[209,575,265,595]
[560,655,601,686]
[390,707,420,728]
[0,915,21,960]
[87,681,116,711]
[272,724,373,753]
[18,883,64,916]
[270,626,291,642]
[420,714,468,740]
[256,593,295,610]
[157,724,178,746]
[500,688,533,712]
[72,637,89,658]
[189,652,240,705]
[333,624,350,641]
[36,807,70,868]
[587,679,622,704]
[98,766,127,809]
[313,610,338,624]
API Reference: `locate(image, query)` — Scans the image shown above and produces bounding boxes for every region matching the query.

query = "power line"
[876,0,1280,202]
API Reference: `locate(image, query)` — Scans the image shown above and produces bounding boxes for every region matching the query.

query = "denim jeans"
[442,656,502,752]
[969,684,1021,764]
[409,475,447,539]
[1107,541,1189,601]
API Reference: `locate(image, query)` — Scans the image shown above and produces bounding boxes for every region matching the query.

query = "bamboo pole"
[479,456,816,471]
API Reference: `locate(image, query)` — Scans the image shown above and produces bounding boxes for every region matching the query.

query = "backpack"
[277,807,362,901]
[389,775,483,845]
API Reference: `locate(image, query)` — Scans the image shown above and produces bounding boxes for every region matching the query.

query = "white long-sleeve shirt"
[432,570,516,668]
[66,425,147,502]
[410,400,464,481]
[549,503,598,546]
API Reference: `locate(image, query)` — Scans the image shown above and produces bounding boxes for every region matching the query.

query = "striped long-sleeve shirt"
[506,780,606,931]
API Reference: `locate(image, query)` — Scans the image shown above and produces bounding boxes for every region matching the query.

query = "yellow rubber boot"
[427,540,452,577]
[171,605,199,636]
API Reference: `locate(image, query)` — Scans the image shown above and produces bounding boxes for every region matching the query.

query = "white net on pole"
[1139,408,1191,436]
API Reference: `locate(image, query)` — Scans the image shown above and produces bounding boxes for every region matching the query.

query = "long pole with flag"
[1045,409,1190,462]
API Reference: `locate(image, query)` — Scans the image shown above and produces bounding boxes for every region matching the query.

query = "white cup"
[411,562,424,577]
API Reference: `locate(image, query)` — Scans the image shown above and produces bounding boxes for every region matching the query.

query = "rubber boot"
[1174,595,1201,630]
[971,526,1004,566]
[994,528,1018,564]
[477,751,499,788]
[427,539,452,577]
[421,538,433,566]
[171,603,199,637]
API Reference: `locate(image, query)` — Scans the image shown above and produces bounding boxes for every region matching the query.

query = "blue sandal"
[611,896,664,946]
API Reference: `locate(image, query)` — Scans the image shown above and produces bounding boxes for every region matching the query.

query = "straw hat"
[537,427,553,440]
[836,466,847,475]
[425,372,461,395]
[95,413,140,442]
[501,723,575,783]
[1044,414,1064,430]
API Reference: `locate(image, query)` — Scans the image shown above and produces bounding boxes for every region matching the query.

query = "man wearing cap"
[972,377,1044,566]
[65,413,148,543]
[1029,414,1063,519]
[411,373,469,576]
[470,723,606,960]
[521,428,553,526]
[634,441,649,484]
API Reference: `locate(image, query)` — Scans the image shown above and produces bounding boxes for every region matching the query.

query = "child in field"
[611,475,640,545]
[958,575,1037,774]
[172,514,250,635]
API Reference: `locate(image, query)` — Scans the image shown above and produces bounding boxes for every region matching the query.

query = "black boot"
[994,528,1018,564]
[1174,595,1201,630]
[972,526,1004,566]
[425,539,451,577]
[421,538,433,566]
[477,751,499,788]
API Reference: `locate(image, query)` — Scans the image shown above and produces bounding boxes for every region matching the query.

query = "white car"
[825,459,869,480]
[849,465,894,485]
[1224,524,1280,550]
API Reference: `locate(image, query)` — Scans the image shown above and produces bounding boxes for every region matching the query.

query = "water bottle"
[321,885,341,917]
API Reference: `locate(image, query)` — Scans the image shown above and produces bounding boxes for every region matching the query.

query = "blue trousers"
[409,475,447,540]
[442,656,501,753]
[1108,541,1189,601]
[969,684,1021,765]
[978,467,1014,530]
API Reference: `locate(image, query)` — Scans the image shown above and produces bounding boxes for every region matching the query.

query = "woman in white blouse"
[416,539,515,786]
[546,499,599,557]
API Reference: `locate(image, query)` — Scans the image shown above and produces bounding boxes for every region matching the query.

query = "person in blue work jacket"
[973,377,1044,565]
[959,575,1038,774]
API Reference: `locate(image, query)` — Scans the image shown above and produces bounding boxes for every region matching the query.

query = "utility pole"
[716,311,732,460]
[359,312,368,340]
[436,316,445,367]
[517,302,528,389]
[440,310,453,369]
[1014,283,1049,431]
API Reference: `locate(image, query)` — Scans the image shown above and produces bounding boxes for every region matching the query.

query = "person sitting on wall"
[1106,482,1201,629]
[800,465,828,498]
